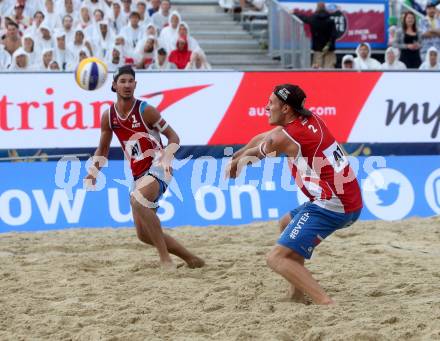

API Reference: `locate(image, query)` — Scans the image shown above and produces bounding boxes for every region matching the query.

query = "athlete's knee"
[266,248,283,271]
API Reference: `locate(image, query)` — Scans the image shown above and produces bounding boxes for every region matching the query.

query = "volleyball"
[74,57,108,91]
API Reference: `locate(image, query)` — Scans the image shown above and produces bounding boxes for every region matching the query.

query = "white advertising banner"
[0,71,439,149]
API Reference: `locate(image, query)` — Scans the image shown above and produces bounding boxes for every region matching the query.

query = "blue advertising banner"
[0,156,439,232]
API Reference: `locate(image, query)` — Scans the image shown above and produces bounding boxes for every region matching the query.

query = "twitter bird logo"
[376,182,400,206]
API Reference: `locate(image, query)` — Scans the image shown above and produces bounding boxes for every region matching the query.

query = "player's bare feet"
[316,298,335,305]
[286,285,308,304]
[185,256,205,269]
[160,260,177,270]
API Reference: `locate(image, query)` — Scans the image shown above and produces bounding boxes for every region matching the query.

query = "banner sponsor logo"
[0,156,438,232]
[2,72,440,148]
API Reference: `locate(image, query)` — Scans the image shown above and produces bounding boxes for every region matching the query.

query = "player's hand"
[158,149,174,181]
[225,160,239,179]
[83,173,97,190]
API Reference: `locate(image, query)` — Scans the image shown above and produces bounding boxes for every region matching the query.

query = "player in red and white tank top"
[227,84,362,305]
[85,65,204,270]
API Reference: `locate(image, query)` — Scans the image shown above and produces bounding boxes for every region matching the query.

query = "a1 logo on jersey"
[322,141,348,173]
[131,114,141,129]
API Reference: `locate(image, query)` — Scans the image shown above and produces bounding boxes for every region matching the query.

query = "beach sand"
[1,217,440,340]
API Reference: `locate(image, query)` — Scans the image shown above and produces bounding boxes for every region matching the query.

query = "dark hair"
[7,21,19,29]
[402,11,417,32]
[273,84,313,117]
[34,11,45,18]
[63,14,73,21]
[93,9,105,17]
[157,48,167,55]
[112,65,136,92]
[129,11,141,18]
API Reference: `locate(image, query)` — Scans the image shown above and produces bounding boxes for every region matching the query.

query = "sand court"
[1,217,440,340]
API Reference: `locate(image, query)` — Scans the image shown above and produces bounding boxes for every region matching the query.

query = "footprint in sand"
[203,303,224,312]
[212,285,231,292]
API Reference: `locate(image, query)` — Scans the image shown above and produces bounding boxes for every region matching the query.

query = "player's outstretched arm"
[226,128,298,178]
[85,110,113,186]
[232,127,282,159]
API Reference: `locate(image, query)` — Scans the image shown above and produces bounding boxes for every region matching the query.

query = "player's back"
[283,114,362,213]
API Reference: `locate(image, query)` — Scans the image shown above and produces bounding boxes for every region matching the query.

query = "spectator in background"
[341,54,354,69]
[10,3,31,31]
[79,5,92,30]
[49,60,60,70]
[148,47,177,70]
[93,20,115,58]
[185,48,211,70]
[145,23,159,39]
[61,14,75,42]
[43,0,60,29]
[152,0,171,30]
[39,48,54,70]
[22,33,37,67]
[114,34,135,63]
[8,47,31,70]
[121,0,134,19]
[67,47,90,70]
[105,45,124,70]
[353,42,381,69]
[37,23,55,51]
[134,35,157,68]
[148,0,161,17]
[173,22,200,51]
[54,30,74,70]
[0,44,11,70]
[24,11,45,36]
[92,8,105,23]
[57,0,77,24]
[420,2,440,59]
[419,46,440,68]
[69,27,94,57]
[295,2,337,68]
[136,1,151,26]
[381,47,407,69]
[109,0,126,33]
[169,35,192,69]
[159,10,180,52]
[120,11,144,48]
[2,21,22,56]
[394,11,422,68]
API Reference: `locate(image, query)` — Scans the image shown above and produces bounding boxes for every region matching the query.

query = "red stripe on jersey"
[109,99,162,178]
[284,114,363,213]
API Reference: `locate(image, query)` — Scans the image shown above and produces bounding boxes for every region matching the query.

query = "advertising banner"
[279,0,389,49]
[1,72,439,149]
[1,156,439,232]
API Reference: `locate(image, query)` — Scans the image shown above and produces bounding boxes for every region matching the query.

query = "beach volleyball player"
[226,84,362,304]
[85,65,204,269]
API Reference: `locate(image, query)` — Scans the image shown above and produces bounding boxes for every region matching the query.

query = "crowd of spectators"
[0,0,212,71]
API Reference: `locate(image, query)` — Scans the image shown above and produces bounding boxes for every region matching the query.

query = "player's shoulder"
[137,98,158,115]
